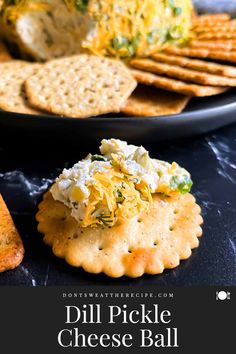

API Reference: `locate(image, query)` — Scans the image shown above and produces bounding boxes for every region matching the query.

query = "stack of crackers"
[1,13,236,119]
[129,14,236,104]
[0,53,192,118]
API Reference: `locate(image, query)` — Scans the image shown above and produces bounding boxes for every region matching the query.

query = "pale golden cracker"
[0,60,42,114]
[25,54,137,118]
[164,47,236,63]
[130,69,227,97]
[130,58,236,86]
[36,191,203,278]
[0,41,12,62]
[197,32,236,40]
[188,40,236,52]
[151,53,236,78]
[0,194,24,272]
[194,24,236,34]
[121,85,190,117]
[193,13,230,26]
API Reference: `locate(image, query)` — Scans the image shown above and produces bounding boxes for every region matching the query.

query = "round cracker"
[25,54,137,118]
[36,191,203,278]
[0,60,42,114]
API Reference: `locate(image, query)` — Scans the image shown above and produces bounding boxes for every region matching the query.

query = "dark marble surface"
[0,123,236,286]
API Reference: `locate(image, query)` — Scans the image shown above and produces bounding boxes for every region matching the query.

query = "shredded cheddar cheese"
[82,0,193,57]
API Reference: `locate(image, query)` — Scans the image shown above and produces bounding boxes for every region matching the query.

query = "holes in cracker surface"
[153,241,158,246]
[169,226,174,231]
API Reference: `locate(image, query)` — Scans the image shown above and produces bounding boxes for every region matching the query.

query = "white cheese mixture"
[51,139,192,227]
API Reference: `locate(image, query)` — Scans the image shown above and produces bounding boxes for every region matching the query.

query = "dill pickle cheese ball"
[1,0,193,61]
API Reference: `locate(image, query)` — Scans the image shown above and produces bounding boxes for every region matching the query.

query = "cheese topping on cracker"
[50,139,192,228]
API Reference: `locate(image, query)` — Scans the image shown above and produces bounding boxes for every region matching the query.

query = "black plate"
[1,89,236,145]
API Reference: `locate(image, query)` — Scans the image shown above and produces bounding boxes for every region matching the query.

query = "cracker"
[194,25,236,34]
[131,69,227,97]
[193,13,230,25]
[25,54,137,118]
[0,41,12,62]
[188,40,236,52]
[0,194,24,272]
[0,60,42,114]
[121,85,190,117]
[164,47,236,63]
[130,58,236,86]
[196,32,236,40]
[151,53,236,78]
[36,191,203,278]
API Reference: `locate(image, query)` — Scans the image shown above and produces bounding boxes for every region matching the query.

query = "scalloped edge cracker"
[0,60,42,114]
[25,54,137,118]
[121,85,190,117]
[36,191,203,278]
[0,194,24,272]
